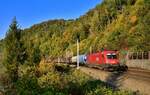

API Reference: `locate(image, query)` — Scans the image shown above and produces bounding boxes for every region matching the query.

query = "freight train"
[45,50,128,71]
[71,50,128,71]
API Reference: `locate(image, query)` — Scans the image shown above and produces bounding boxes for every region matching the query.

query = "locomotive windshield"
[107,53,117,59]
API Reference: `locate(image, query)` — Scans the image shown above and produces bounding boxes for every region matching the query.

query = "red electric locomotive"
[86,50,127,71]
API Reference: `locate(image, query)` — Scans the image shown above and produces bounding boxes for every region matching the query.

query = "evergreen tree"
[3,17,22,82]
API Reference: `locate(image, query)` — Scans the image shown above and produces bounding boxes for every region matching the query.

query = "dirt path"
[79,66,150,95]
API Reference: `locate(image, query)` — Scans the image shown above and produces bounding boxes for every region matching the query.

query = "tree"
[3,17,22,82]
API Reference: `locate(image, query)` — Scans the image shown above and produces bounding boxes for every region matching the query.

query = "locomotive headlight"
[84,56,87,61]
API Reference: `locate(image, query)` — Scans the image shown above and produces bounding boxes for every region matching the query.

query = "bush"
[16,76,40,95]
[38,60,55,76]
[15,64,132,95]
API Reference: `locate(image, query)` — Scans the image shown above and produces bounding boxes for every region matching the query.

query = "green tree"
[3,17,22,82]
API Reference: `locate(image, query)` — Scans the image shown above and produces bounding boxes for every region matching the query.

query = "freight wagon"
[71,55,86,64]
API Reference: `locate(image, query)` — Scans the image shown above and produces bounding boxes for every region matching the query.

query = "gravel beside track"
[79,66,150,95]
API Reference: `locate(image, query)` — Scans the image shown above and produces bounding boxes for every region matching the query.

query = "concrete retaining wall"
[126,60,150,70]
[125,51,150,70]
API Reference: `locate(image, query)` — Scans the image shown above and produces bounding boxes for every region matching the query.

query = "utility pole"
[90,46,92,54]
[77,39,79,69]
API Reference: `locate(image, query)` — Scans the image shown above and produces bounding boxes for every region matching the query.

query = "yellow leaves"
[38,59,55,74]
[130,15,137,24]
[129,16,138,33]
[129,27,136,33]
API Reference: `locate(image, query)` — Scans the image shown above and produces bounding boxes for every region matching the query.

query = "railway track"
[88,66,150,83]
[78,66,150,95]
[124,67,150,83]
[58,63,150,80]
[128,67,150,74]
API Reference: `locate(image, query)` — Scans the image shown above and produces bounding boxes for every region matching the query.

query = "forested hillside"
[1,0,150,94]
[20,0,150,60]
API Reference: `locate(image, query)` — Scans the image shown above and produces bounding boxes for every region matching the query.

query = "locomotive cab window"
[107,53,117,59]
